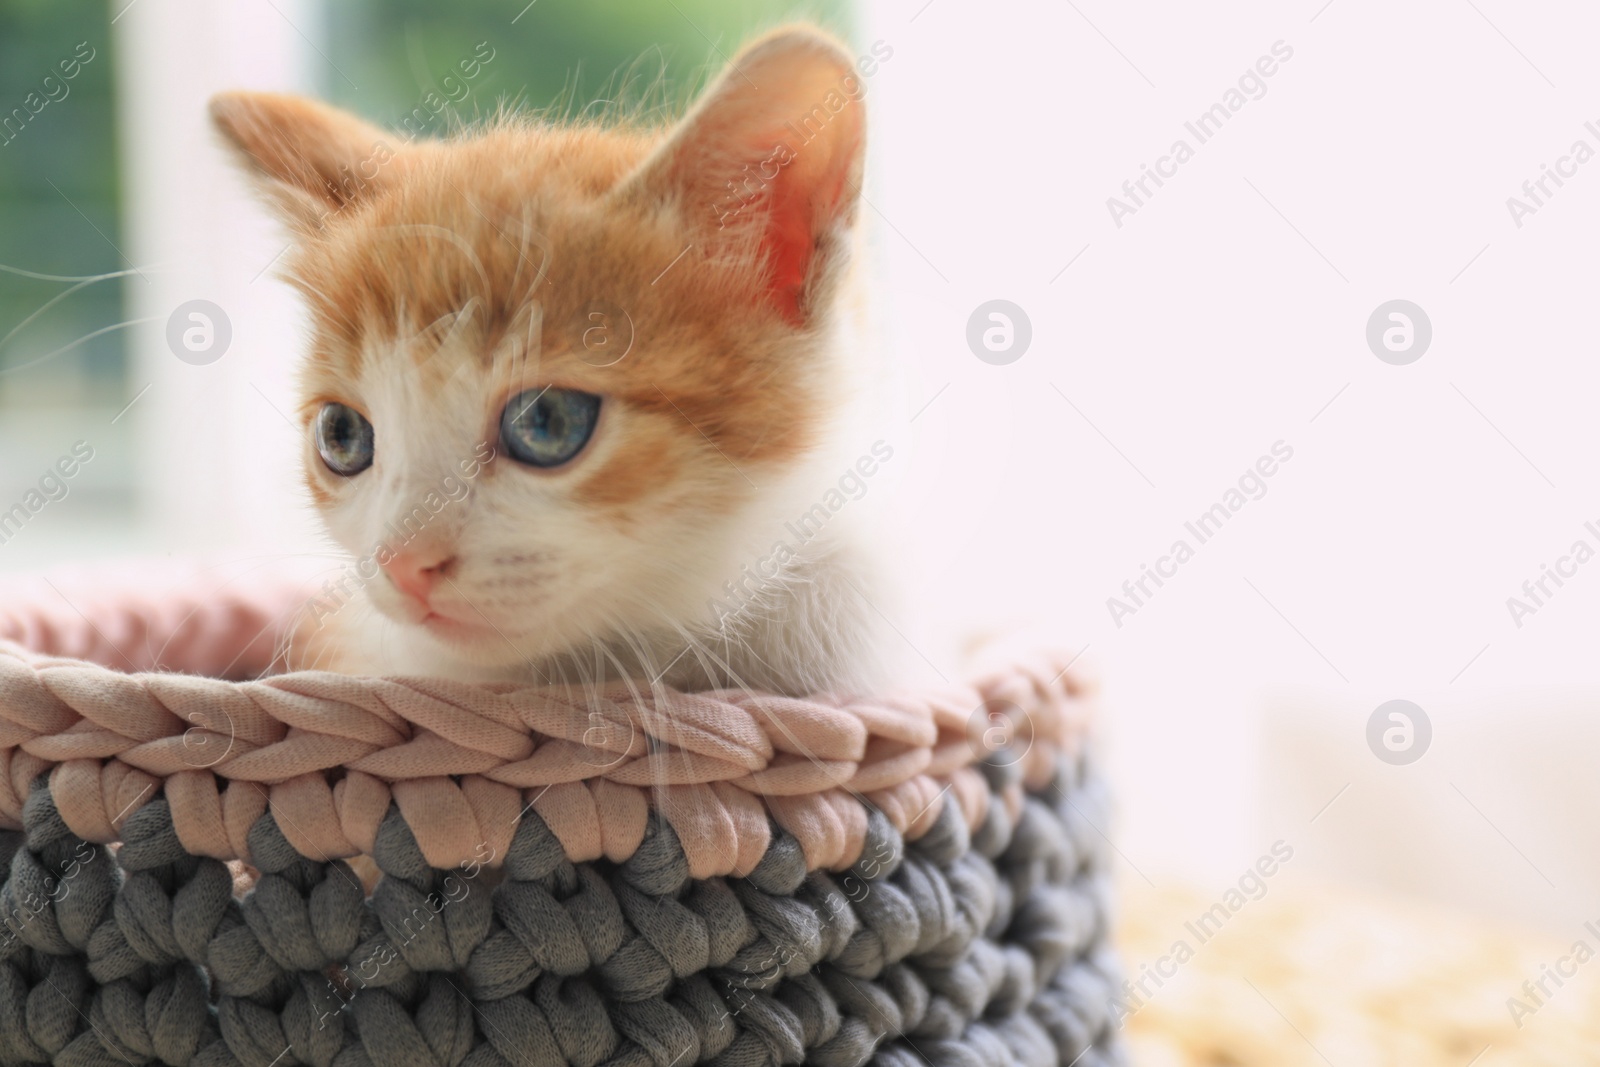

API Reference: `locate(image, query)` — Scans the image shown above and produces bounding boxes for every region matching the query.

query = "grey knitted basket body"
[0,745,1120,1067]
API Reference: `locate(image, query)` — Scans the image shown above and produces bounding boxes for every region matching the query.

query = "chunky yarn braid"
[0,567,1122,1066]
[0,747,1120,1067]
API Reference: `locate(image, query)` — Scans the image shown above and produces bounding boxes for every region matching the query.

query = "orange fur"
[214,26,891,694]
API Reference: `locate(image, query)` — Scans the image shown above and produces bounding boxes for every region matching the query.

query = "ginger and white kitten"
[212,27,905,696]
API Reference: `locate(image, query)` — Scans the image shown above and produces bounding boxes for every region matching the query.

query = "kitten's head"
[212,27,870,676]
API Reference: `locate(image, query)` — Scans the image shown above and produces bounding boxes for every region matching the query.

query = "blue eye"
[500,388,601,468]
[315,402,374,476]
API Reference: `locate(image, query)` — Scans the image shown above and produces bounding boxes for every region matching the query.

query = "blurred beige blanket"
[1119,881,1600,1065]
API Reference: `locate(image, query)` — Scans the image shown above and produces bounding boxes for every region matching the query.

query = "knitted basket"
[0,564,1122,1067]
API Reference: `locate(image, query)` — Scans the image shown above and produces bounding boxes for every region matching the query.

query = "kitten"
[211,26,905,697]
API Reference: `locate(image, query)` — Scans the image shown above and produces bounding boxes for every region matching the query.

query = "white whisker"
[0,316,163,377]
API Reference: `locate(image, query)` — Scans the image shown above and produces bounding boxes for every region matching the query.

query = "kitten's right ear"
[209,91,399,233]
[615,27,866,327]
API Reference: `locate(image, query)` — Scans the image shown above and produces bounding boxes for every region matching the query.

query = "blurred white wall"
[861,0,1600,935]
[1262,687,1600,937]
[115,0,328,558]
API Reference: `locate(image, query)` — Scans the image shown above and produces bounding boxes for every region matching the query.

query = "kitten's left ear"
[617,26,867,326]
[210,91,400,233]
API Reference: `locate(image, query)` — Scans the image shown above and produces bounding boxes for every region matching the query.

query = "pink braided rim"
[0,562,1094,878]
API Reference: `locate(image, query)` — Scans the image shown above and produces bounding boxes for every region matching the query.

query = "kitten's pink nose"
[381,549,456,607]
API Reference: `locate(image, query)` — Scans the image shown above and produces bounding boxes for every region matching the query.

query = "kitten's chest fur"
[303,525,898,697]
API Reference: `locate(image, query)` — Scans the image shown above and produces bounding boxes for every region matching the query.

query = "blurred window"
[0,2,128,544]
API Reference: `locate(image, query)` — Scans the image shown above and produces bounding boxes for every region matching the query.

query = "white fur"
[304,301,906,698]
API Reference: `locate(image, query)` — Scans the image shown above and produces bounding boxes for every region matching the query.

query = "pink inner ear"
[623,29,867,326]
[755,132,859,327]
[763,180,814,325]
